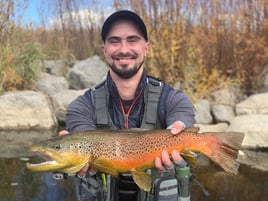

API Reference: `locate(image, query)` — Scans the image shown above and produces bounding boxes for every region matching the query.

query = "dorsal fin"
[183,127,200,133]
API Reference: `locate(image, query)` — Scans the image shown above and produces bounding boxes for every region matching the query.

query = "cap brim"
[101,10,148,42]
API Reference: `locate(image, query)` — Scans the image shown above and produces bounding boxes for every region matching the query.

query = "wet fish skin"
[26,128,244,191]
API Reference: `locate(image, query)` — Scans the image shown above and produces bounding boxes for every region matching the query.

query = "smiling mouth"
[116,57,132,60]
[111,53,137,61]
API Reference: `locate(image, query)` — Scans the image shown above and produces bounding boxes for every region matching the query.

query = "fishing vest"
[78,77,189,201]
[91,76,165,129]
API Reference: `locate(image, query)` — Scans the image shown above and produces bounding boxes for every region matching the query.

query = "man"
[63,10,195,201]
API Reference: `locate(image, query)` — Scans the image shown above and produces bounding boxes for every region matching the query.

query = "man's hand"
[155,150,183,171]
[155,121,186,171]
[169,120,185,135]
[59,130,69,136]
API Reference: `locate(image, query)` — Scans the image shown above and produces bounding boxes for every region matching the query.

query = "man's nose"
[118,40,130,53]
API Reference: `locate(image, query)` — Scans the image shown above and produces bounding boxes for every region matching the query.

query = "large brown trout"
[26,128,244,191]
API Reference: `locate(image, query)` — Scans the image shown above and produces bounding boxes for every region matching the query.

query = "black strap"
[141,77,163,129]
[91,77,164,129]
[91,81,113,128]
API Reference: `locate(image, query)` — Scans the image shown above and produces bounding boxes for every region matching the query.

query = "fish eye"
[53,144,61,150]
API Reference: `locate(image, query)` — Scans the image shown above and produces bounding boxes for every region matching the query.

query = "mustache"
[111,52,138,60]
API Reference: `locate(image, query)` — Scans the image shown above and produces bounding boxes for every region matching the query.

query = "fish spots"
[69,142,88,154]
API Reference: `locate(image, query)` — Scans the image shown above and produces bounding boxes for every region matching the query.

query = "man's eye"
[128,39,138,43]
[128,38,140,43]
[109,39,120,44]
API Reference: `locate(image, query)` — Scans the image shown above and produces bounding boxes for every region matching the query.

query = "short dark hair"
[101,10,148,42]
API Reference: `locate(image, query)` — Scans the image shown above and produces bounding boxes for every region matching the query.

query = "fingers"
[171,150,182,162]
[77,163,90,178]
[168,121,185,135]
[161,150,174,168]
[59,130,69,136]
[155,151,173,171]
[155,157,164,171]
[155,150,185,172]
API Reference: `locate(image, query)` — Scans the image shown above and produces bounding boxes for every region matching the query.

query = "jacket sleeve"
[65,90,96,132]
[165,90,195,128]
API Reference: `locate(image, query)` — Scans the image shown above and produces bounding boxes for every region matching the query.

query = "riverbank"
[0,56,267,171]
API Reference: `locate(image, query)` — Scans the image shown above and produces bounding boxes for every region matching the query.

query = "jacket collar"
[106,70,147,99]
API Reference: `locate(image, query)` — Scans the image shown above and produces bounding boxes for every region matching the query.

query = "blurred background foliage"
[0,0,268,100]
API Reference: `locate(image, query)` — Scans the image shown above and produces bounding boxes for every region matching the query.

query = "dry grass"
[0,0,43,93]
[130,0,268,98]
[1,0,268,99]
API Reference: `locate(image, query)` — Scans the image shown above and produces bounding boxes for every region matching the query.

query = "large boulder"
[194,123,229,132]
[211,104,235,124]
[227,114,268,148]
[238,149,268,172]
[36,73,69,96]
[235,93,268,115]
[194,99,213,124]
[0,91,58,130]
[43,59,68,76]
[210,86,244,106]
[68,56,108,89]
[227,114,268,171]
[51,89,87,123]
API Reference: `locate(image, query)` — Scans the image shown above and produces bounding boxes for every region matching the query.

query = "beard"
[108,52,144,79]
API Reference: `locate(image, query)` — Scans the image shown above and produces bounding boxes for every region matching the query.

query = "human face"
[103,20,150,79]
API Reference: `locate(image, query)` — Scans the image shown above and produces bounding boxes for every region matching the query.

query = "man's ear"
[102,43,106,56]
[144,42,150,56]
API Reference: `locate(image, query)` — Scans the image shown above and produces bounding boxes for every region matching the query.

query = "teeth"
[28,160,57,167]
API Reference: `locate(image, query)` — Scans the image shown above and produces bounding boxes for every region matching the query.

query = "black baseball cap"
[101,10,148,42]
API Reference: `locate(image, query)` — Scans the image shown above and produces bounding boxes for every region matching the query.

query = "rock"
[235,93,268,115]
[51,89,87,123]
[36,73,69,96]
[194,99,213,124]
[227,114,268,148]
[173,81,181,89]
[210,86,244,106]
[194,123,229,132]
[0,91,58,130]
[238,150,268,172]
[44,60,67,76]
[211,104,235,124]
[68,56,108,89]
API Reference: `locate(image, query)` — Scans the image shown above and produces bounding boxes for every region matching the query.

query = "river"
[0,130,267,201]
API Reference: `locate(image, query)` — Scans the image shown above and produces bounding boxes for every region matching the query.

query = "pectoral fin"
[91,157,119,176]
[131,170,152,192]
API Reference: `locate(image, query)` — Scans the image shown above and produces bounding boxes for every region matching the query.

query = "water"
[0,157,76,201]
[190,164,268,201]
[0,130,77,201]
[0,130,267,201]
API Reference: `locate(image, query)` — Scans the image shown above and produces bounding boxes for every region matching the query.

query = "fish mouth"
[26,146,70,172]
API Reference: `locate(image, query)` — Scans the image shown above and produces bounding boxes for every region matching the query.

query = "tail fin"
[203,132,244,174]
